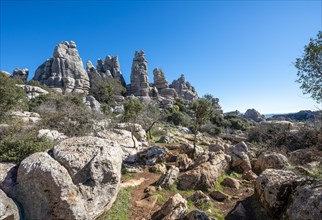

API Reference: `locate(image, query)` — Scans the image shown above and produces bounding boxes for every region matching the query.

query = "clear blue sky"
[1,0,321,114]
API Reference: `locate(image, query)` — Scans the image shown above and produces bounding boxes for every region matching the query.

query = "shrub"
[200,123,222,136]
[0,131,53,162]
[224,114,249,131]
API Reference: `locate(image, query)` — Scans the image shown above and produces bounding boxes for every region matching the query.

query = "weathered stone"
[183,210,216,220]
[156,166,179,188]
[129,50,151,96]
[187,190,211,207]
[229,142,251,173]
[242,170,257,181]
[33,41,90,94]
[285,180,322,220]
[209,190,229,202]
[244,109,265,122]
[10,111,41,123]
[149,163,167,174]
[153,68,178,100]
[0,189,19,220]
[255,169,305,218]
[158,135,172,144]
[222,177,240,189]
[176,154,193,171]
[152,193,187,220]
[254,152,289,174]
[0,163,17,194]
[16,84,49,100]
[115,123,147,142]
[178,151,230,190]
[37,129,67,142]
[181,143,204,159]
[12,152,86,220]
[12,68,28,82]
[83,95,101,112]
[139,146,168,166]
[170,74,198,101]
[53,137,122,219]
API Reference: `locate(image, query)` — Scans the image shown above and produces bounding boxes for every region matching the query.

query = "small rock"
[254,152,289,174]
[158,135,172,144]
[182,210,216,220]
[176,154,193,171]
[187,190,211,207]
[209,190,229,202]
[152,193,187,220]
[242,170,257,181]
[222,177,240,189]
[156,166,179,188]
[149,163,167,173]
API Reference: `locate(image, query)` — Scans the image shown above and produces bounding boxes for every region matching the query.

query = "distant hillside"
[271,110,321,121]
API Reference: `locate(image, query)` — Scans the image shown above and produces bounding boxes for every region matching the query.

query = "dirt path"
[127,170,161,220]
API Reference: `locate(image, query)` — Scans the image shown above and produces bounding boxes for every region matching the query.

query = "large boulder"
[83,95,101,112]
[255,169,305,218]
[244,108,265,122]
[229,142,252,173]
[156,166,179,188]
[12,68,28,82]
[37,129,67,142]
[285,180,322,220]
[254,152,289,174]
[115,123,147,142]
[16,84,49,100]
[0,189,19,220]
[152,193,187,220]
[11,136,122,220]
[33,41,90,94]
[178,151,230,190]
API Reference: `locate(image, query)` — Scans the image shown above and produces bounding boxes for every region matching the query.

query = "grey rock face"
[229,142,252,173]
[0,189,19,220]
[255,169,305,218]
[153,68,168,90]
[153,68,178,105]
[156,166,179,188]
[254,152,289,174]
[87,55,126,87]
[152,193,187,220]
[16,84,49,100]
[12,68,29,81]
[244,108,265,122]
[170,74,198,101]
[285,180,322,220]
[129,50,151,96]
[83,95,101,112]
[33,41,90,94]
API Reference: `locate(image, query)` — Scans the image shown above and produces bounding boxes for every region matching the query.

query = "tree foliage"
[295,31,322,103]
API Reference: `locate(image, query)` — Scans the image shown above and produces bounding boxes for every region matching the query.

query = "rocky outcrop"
[128,50,151,96]
[156,166,179,188]
[229,142,252,173]
[285,180,322,220]
[170,74,198,101]
[83,95,101,112]
[12,68,29,82]
[16,84,49,100]
[37,129,67,142]
[152,193,187,220]
[86,55,126,87]
[115,123,147,142]
[153,68,177,99]
[187,190,211,207]
[33,41,90,94]
[244,109,265,122]
[255,169,305,218]
[10,137,122,220]
[254,152,289,174]
[10,111,41,123]
[178,151,230,190]
[0,189,19,220]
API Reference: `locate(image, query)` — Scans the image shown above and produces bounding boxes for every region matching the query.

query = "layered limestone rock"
[170,74,198,101]
[153,68,178,105]
[16,84,49,100]
[86,55,126,87]
[33,41,90,94]
[129,50,151,96]
[12,68,29,81]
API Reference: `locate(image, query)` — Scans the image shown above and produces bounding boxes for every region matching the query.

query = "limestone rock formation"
[152,193,187,220]
[0,189,19,220]
[153,68,177,99]
[178,151,230,190]
[255,169,305,218]
[156,166,179,188]
[16,84,49,100]
[12,68,29,82]
[33,41,90,94]
[10,137,122,220]
[37,129,67,142]
[229,142,252,173]
[187,190,211,207]
[254,152,289,174]
[86,55,126,87]
[83,95,101,112]
[285,180,322,220]
[170,74,198,101]
[129,50,151,96]
[244,108,265,122]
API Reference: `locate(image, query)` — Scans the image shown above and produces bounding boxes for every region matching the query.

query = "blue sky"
[1,0,321,114]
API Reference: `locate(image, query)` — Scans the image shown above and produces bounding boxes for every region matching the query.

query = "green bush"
[0,131,53,162]
[224,115,249,131]
[200,123,222,136]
